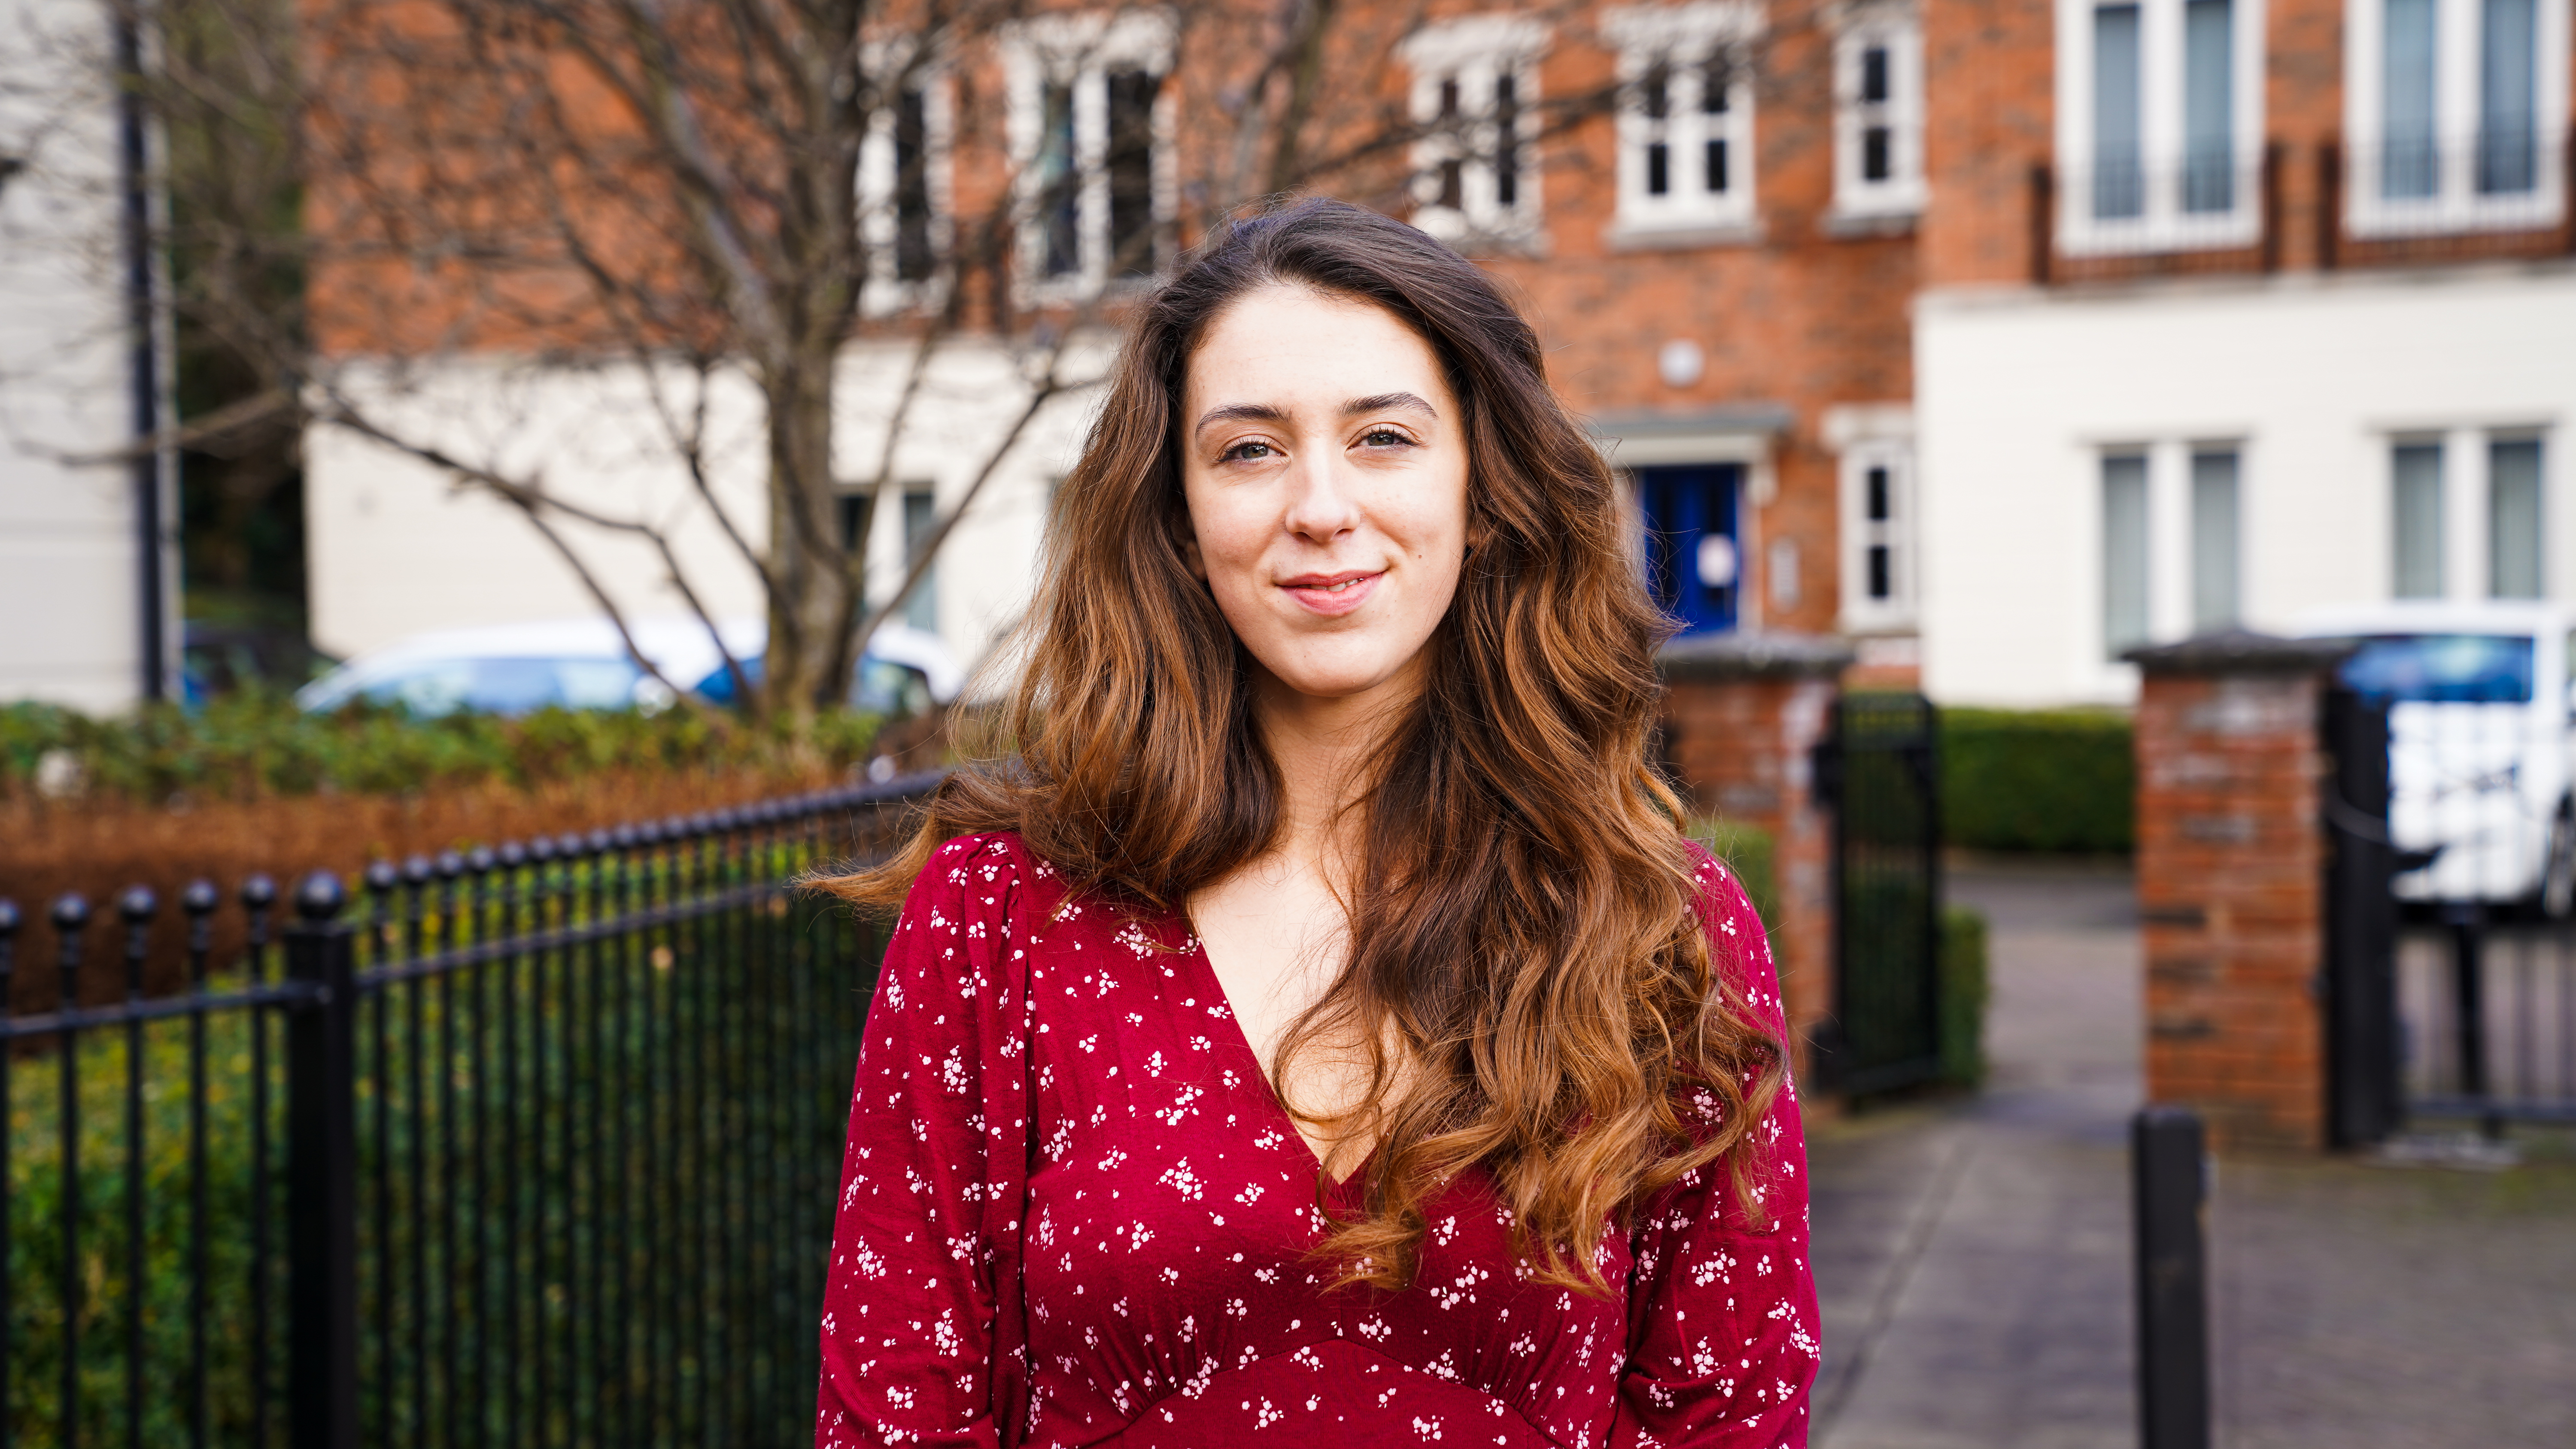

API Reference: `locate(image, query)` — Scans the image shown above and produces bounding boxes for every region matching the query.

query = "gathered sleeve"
[817,835,1036,1449]
[1609,854,1823,1448]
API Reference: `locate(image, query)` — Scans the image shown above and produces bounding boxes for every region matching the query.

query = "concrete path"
[1804,860,2576,1449]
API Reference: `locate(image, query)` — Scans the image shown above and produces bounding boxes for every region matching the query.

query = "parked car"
[2291,600,2576,914]
[296,616,960,718]
[689,623,962,718]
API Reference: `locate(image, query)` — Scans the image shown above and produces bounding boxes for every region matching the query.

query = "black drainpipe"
[115,4,172,702]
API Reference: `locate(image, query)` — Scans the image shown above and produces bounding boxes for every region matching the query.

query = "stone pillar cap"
[1658,631,1859,681]
[2122,629,2357,676]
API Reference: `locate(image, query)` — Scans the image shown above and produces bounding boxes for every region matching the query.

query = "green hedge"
[0,694,886,805]
[7,1003,271,1444]
[1939,905,1990,1087]
[1940,707,2135,854]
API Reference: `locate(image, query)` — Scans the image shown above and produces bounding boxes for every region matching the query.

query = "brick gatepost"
[2126,633,2354,1153]
[1657,633,1855,1085]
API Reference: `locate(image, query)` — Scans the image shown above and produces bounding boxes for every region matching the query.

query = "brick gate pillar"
[1657,633,1854,1082]
[2127,633,2353,1153]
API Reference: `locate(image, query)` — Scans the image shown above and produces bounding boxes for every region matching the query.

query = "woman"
[813,198,1818,1449]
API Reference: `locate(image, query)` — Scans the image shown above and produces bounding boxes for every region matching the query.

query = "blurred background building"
[0,0,179,711]
[284,0,2571,713]
[3,0,2566,709]
[1917,0,2574,705]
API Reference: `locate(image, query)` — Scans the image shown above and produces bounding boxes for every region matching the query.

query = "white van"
[2291,601,2576,913]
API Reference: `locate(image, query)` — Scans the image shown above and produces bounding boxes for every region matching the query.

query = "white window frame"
[2382,426,2559,598]
[1830,5,1927,223]
[2092,436,2255,662]
[2344,0,2569,236]
[1401,15,1550,249]
[2054,0,2267,254]
[1827,405,1917,632]
[1603,3,1762,243]
[1002,12,1177,301]
[857,58,955,316]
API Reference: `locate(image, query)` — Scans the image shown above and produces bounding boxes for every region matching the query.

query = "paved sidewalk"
[1804,860,2576,1449]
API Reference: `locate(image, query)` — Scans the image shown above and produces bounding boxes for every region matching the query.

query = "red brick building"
[1391,1,1927,652]
[301,0,2575,695]
[297,0,1930,670]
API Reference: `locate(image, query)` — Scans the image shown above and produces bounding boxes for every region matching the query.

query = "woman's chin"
[1257,652,1427,707]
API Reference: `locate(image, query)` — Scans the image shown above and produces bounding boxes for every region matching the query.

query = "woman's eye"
[1359,428,1414,449]
[1221,440,1276,463]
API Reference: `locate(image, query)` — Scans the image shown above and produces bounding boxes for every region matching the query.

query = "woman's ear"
[1179,529,1208,583]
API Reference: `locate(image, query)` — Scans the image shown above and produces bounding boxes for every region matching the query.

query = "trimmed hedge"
[1940,905,1990,1087]
[0,694,886,806]
[1941,707,2135,855]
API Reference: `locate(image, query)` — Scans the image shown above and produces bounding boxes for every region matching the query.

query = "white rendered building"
[0,0,176,710]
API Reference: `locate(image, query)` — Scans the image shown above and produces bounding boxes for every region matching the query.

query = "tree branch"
[305,387,744,718]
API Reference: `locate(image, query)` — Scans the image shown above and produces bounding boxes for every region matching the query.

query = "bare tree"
[128,0,1638,732]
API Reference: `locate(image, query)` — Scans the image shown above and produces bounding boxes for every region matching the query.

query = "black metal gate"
[2321,685,2404,1146]
[1815,693,1944,1097]
[2323,682,2576,1139]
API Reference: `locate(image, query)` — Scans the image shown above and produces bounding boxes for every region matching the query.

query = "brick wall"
[1920,0,2057,287]
[1492,0,1917,636]
[1658,634,1853,1079]
[2131,639,2348,1153]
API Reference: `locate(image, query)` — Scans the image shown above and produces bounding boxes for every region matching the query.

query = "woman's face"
[1179,285,1470,710]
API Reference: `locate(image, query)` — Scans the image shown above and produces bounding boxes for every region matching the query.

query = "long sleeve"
[1609,856,1823,1448]
[817,835,1036,1449]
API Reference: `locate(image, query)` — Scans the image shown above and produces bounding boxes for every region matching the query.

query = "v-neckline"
[1179,924,1379,1190]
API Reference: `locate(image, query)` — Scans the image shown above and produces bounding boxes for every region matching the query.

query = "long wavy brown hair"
[815,197,1786,1293]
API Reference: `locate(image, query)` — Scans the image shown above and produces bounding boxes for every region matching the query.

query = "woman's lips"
[1279,570,1383,617]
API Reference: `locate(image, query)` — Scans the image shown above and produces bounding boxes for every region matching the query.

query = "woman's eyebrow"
[1192,402,1288,439]
[1192,393,1436,440]
[1344,391,1436,419]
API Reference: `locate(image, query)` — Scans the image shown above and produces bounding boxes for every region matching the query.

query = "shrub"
[6,1002,274,1445]
[0,694,887,807]
[1939,905,1990,1087]
[1941,707,2135,854]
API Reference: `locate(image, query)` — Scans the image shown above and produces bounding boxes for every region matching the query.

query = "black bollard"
[2133,1106,2211,1449]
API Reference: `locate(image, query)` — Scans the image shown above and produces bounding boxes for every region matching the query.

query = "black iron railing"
[0,772,940,1449]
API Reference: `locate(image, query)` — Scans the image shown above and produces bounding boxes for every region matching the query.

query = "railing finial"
[295,871,348,923]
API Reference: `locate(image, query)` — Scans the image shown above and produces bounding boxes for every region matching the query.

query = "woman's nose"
[1281,453,1361,544]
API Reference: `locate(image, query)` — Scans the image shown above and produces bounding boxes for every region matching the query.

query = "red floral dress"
[815,832,1819,1448]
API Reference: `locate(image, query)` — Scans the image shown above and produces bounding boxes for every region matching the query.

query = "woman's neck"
[1249,655,1424,877]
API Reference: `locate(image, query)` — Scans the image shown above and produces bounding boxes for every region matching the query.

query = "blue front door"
[1638,464,1744,635]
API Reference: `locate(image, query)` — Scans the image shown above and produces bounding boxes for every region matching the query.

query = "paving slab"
[1804,859,2576,1449]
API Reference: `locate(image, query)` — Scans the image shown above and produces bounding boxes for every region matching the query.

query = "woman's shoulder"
[897,830,1075,919]
[1676,838,1785,1022]
[1676,837,1757,924]
[914,828,1040,883]
[878,833,1065,1014]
